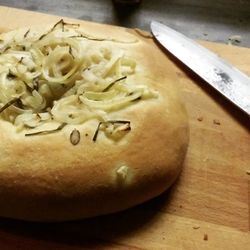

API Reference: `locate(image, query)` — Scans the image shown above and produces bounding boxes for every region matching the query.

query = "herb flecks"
[23,81,34,92]
[0,98,20,114]
[38,19,63,40]
[24,29,30,38]
[16,99,24,109]
[38,33,48,41]
[7,70,16,79]
[1,46,10,54]
[32,78,39,91]
[131,96,141,102]
[102,76,127,92]
[92,122,102,142]
[63,21,80,29]
[38,19,80,40]
[52,19,64,31]
[69,46,74,59]
[70,128,81,145]
[18,57,24,64]
[25,123,67,136]
[92,120,131,142]
[68,34,106,42]
[68,34,135,44]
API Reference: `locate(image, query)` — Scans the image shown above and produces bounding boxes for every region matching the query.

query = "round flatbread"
[0,20,189,221]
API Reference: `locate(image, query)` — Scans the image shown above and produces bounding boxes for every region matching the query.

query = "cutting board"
[0,6,249,250]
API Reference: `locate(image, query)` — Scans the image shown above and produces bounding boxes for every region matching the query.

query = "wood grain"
[0,6,249,250]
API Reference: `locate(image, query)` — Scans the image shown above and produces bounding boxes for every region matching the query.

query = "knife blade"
[151,21,250,116]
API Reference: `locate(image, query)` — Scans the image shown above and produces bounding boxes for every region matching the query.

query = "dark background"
[0,0,250,47]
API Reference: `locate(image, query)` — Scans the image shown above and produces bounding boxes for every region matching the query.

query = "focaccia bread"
[0,20,189,221]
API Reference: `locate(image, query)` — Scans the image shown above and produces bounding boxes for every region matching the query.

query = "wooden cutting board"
[0,6,249,250]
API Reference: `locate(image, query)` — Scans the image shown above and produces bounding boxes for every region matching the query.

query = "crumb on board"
[213,119,221,125]
[179,205,183,208]
[193,226,200,230]
[203,234,208,241]
[246,170,250,175]
[203,157,209,162]
[197,116,203,122]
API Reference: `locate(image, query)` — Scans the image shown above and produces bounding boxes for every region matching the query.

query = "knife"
[150,21,250,116]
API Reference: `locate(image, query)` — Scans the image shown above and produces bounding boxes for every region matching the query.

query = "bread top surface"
[0,21,189,221]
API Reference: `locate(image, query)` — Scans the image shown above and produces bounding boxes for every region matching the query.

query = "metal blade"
[151,21,250,116]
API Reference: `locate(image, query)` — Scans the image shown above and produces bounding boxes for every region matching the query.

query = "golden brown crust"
[0,21,189,221]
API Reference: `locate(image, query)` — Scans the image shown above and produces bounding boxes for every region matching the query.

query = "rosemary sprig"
[38,19,80,40]
[23,80,34,92]
[24,29,30,38]
[104,120,131,124]
[102,76,127,92]
[131,96,141,102]
[0,98,20,114]
[92,122,102,142]
[68,34,106,41]
[92,120,130,142]
[25,123,67,137]
[7,69,16,79]
[18,57,24,64]
[68,45,74,59]
[53,19,64,31]
[1,46,10,54]
[32,77,39,91]
[38,32,49,41]
[38,19,63,40]
[62,21,80,29]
